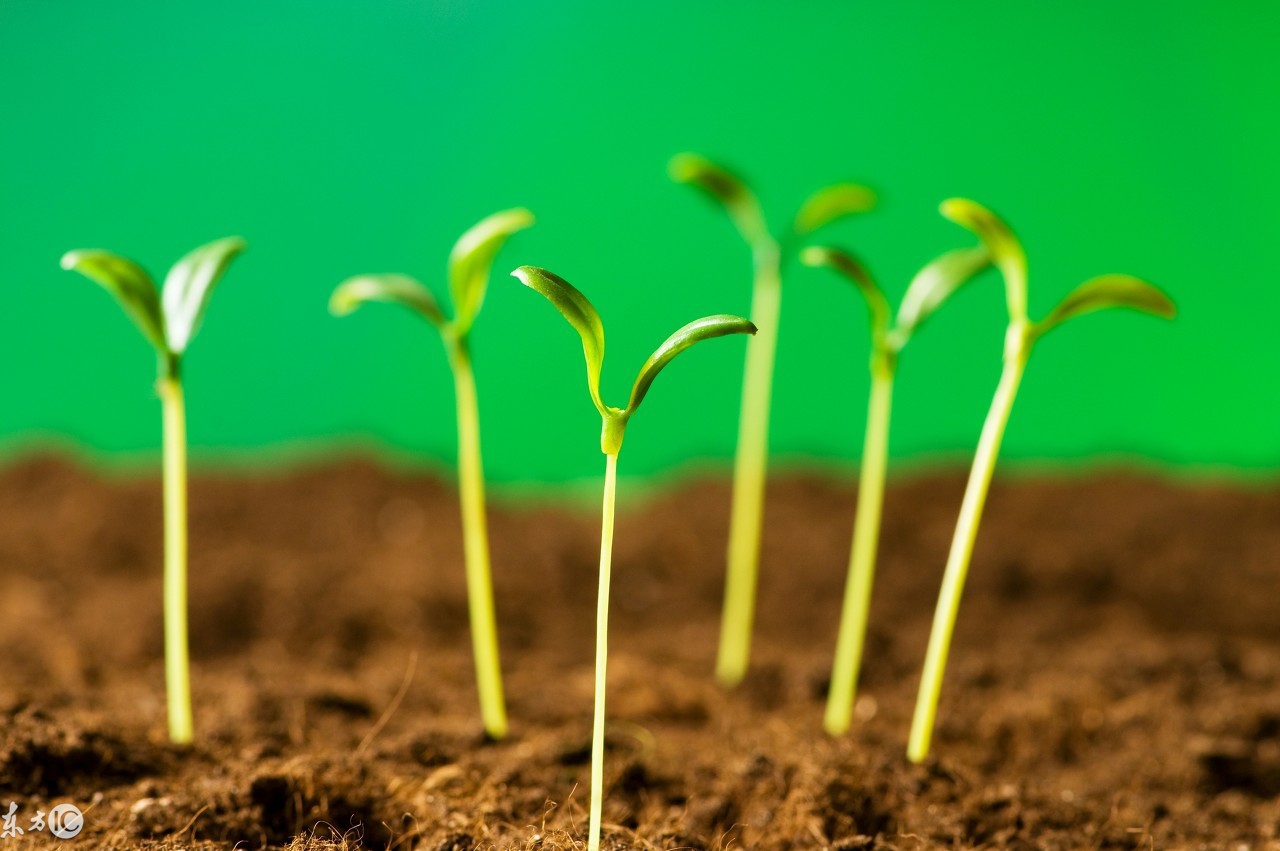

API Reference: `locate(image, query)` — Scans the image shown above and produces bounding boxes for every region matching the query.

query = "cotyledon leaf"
[800,246,890,336]
[896,245,992,338]
[940,199,1027,322]
[626,314,757,413]
[61,249,167,352]
[669,153,770,249]
[511,265,607,414]
[161,236,247,354]
[449,208,535,335]
[330,274,446,328]
[794,183,877,236]
[1035,274,1176,338]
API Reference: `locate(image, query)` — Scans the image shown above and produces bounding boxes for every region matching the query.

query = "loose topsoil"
[2,455,1279,850]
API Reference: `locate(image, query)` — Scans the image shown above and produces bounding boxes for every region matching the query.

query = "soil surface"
[1,455,1278,850]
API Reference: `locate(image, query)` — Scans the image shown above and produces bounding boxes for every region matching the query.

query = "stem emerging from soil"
[908,330,1028,762]
[590,451,619,851]
[718,246,781,686]
[450,342,507,740]
[159,375,193,745]
[825,363,895,735]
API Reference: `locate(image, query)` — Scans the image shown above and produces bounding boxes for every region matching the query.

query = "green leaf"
[800,245,890,334]
[161,236,247,354]
[794,183,877,235]
[896,246,992,338]
[939,198,1027,322]
[511,265,607,414]
[1035,274,1176,338]
[449,208,535,335]
[60,249,167,352]
[669,152,770,249]
[330,274,446,327]
[626,314,757,413]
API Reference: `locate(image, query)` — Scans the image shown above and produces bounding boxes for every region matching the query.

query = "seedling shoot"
[671,153,876,686]
[61,237,247,744]
[330,208,534,740]
[800,240,991,735]
[906,199,1175,763]
[512,264,754,851]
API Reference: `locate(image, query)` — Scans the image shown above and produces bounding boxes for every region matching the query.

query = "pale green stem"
[824,364,895,735]
[589,451,619,851]
[717,247,781,686]
[907,335,1029,762]
[450,344,507,740]
[159,376,193,745]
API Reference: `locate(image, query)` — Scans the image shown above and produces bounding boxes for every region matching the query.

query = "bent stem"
[717,246,781,686]
[824,364,894,735]
[589,451,619,851]
[159,375,193,745]
[450,343,507,739]
[908,334,1028,763]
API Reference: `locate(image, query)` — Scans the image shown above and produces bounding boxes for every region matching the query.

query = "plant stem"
[717,247,781,686]
[824,364,895,735]
[589,451,619,851]
[907,338,1028,763]
[159,376,192,745]
[450,344,507,740]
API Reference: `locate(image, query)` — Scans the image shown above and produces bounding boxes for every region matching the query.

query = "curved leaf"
[511,265,607,414]
[939,199,1027,322]
[627,315,757,413]
[161,236,247,354]
[449,208,535,335]
[896,246,992,338]
[330,274,446,328]
[1035,274,1176,338]
[61,249,167,352]
[669,152,770,248]
[800,246,890,334]
[794,183,877,235]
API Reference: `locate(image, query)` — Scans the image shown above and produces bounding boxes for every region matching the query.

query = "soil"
[1,455,1279,850]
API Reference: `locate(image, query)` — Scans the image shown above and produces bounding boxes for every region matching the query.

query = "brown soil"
[1,455,1278,849]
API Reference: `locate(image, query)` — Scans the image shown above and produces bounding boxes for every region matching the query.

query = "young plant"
[800,241,991,736]
[512,264,754,851]
[61,237,247,744]
[906,199,1176,763]
[329,208,533,740]
[671,152,876,686]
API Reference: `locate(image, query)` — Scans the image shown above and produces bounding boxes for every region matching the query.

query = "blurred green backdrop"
[1,1,1275,483]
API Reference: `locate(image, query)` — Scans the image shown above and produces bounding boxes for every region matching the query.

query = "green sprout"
[512,265,755,851]
[671,153,876,686]
[61,237,247,744]
[330,208,533,741]
[906,199,1176,763]
[800,240,992,736]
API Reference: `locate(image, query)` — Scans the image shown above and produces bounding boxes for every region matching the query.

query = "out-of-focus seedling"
[801,240,991,736]
[61,237,247,744]
[671,153,876,686]
[907,199,1176,763]
[512,265,754,851]
[330,208,533,740]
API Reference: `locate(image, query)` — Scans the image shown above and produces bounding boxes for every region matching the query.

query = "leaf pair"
[801,244,992,356]
[62,237,247,372]
[330,208,535,340]
[939,198,1176,338]
[669,153,876,253]
[511,266,756,452]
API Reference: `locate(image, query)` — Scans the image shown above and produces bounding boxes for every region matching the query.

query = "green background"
[1,1,1275,484]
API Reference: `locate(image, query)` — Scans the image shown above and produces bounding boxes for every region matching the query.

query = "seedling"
[906,199,1175,763]
[801,240,991,736]
[329,208,533,740]
[512,264,754,851]
[61,237,247,744]
[671,153,876,686]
